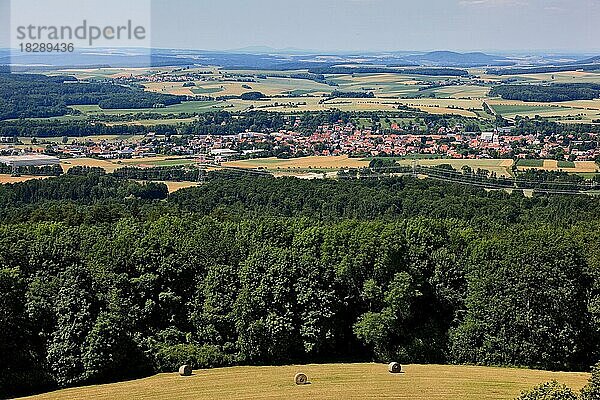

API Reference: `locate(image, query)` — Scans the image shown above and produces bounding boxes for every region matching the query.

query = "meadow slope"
[18,364,590,400]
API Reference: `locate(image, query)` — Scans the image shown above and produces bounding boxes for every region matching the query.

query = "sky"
[1,0,599,53]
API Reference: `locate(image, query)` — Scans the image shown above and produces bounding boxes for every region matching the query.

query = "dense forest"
[2,171,600,398]
[490,83,600,102]
[330,91,376,99]
[0,73,184,120]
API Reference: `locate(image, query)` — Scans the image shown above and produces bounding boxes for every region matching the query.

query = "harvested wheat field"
[519,160,599,173]
[60,158,121,173]
[18,364,590,400]
[396,158,515,177]
[0,174,49,184]
[224,155,370,170]
[149,180,200,193]
[60,156,197,173]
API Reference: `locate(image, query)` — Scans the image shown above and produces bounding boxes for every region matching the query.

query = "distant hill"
[406,51,513,67]
[576,55,600,64]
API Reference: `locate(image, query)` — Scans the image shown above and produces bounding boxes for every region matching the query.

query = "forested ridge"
[2,172,600,398]
[490,83,600,102]
[0,73,184,120]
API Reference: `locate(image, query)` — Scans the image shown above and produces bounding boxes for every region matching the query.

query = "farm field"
[38,67,600,123]
[60,156,198,173]
[517,159,599,173]
[139,180,200,193]
[0,174,50,184]
[480,70,600,84]
[17,135,147,145]
[17,363,590,400]
[225,97,482,116]
[53,67,171,80]
[104,118,198,126]
[394,158,515,177]
[224,157,518,176]
[70,102,223,116]
[224,155,370,171]
[487,99,600,122]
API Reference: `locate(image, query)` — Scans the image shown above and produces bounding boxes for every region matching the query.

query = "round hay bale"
[295,372,308,385]
[179,364,192,376]
[388,362,402,374]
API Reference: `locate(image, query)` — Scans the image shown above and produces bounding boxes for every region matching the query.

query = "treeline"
[266,72,329,84]
[487,64,600,75]
[307,67,469,77]
[0,120,176,138]
[112,166,201,182]
[330,91,375,99]
[240,91,266,100]
[2,172,600,398]
[490,83,600,102]
[0,164,63,176]
[0,73,184,120]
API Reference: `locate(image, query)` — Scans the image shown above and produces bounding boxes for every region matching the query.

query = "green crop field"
[70,101,222,116]
[490,104,560,115]
[558,160,577,168]
[516,159,544,167]
[18,364,590,400]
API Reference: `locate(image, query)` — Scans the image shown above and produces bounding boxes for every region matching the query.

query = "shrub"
[580,362,600,400]
[516,381,577,400]
[153,343,234,372]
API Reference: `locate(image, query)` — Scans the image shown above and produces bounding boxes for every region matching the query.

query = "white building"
[0,154,60,168]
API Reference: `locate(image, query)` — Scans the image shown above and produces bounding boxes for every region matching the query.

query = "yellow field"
[60,156,197,173]
[396,158,515,177]
[18,363,590,400]
[225,157,517,177]
[224,155,370,170]
[518,160,599,173]
[222,97,481,116]
[60,158,123,173]
[153,180,200,193]
[43,67,600,122]
[0,174,50,184]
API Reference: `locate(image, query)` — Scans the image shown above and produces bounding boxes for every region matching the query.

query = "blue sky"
[2,0,599,53]
[149,0,600,53]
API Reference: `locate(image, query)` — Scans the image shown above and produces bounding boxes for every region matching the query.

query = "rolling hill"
[406,51,513,67]
[18,364,590,400]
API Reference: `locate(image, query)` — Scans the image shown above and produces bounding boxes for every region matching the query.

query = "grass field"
[18,363,591,400]
[557,160,577,168]
[71,102,222,116]
[487,98,600,123]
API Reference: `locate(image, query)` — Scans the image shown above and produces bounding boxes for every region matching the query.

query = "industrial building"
[0,154,61,168]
